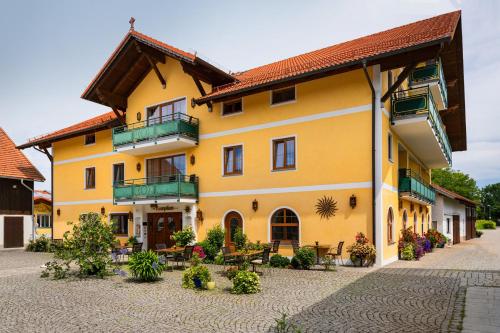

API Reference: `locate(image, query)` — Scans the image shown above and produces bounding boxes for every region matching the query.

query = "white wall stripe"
[199,182,372,198]
[199,104,371,139]
[55,199,113,206]
[383,183,398,194]
[54,152,118,166]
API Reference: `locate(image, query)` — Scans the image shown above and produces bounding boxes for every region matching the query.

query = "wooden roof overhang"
[194,20,466,152]
[81,31,235,111]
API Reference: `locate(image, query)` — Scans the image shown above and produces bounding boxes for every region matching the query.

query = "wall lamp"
[252,199,259,212]
[349,194,357,209]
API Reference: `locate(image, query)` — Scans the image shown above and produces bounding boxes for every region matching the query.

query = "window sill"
[272,168,296,173]
[388,241,396,246]
[223,173,243,177]
[270,99,297,108]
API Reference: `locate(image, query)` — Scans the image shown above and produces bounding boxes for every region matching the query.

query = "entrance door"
[4,216,24,248]
[147,213,182,249]
[224,211,243,247]
[452,215,460,244]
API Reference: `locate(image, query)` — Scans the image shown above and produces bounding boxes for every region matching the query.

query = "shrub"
[475,230,483,238]
[41,261,70,279]
[26,236,51,252]
[234,227,247,251]
[245,241,265,251]
[275,313,302,333]
[291,247,315,270]
[42,213,116,279]
[269,254,290,268]
[172,227,196,246]
[182,254,211,289]
[347,232,376,266]
[126,236,138,246]
[424,229,445,248]
[214,252,225,265]
[231,270,261,294]
[193,245,206,259]
[199,225,225,260]
[128,250,165,282]
[401,243,415,260]
[476,220,496,230]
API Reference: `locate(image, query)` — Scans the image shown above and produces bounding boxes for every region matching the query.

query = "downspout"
[20,179,35,241]
[50,155,54,240]
[362,61,376,247]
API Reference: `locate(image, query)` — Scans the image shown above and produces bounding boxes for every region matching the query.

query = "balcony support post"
[381,63,417,103]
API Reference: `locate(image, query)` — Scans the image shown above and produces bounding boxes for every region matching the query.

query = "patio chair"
[291,240,300,255]
[251,247,271,275]
[125,242,143,259]
[271,240,280,253]
[173,245,194,269]
[222,246,239,266]
[326,241,344,266]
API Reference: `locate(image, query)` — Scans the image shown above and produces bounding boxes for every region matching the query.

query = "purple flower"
[113,268,127,277]
[111,252,118,261]
[159,256,166,265]
[119,248,128,255]
[152,262,158,270]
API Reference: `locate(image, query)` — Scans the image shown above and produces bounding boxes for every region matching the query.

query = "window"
[271,87,295,105]
[222,99,242,116]
[147,98,187,125]
[387,208,394,244]
[37,215,51,228]
[223,145,243,176]
[113,163,124,185]
[421,214,425,234]
[84,133,95,145]
[110,213,128,235]
[271,208,299,242]
[402,210,408,229]
[413,213,417,233]
[446,218,451,233]
[147,154,185,183]
[273,137,295,171]
[388,132,393,162]
[85,167,95,189]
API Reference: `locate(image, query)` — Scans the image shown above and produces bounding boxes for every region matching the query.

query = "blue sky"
[1,0,499,190]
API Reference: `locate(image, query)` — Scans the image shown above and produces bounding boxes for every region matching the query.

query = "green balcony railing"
[398,169,436,204]
[409,59,448,108]
[112,113,199,150]
[113,174,198,203]
[391,86,452,166]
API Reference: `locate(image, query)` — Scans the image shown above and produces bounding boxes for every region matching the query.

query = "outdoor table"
[156,246,185,254]
[225,250,264,267]
[304,244,331,265]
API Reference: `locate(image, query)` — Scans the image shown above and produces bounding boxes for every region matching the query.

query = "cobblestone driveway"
[0,230,499,332]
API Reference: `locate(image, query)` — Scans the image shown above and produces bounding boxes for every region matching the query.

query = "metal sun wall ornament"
[315,196,338,220]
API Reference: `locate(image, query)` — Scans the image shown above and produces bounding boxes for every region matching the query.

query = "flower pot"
[193,277,202,289]
[207,281,216,290]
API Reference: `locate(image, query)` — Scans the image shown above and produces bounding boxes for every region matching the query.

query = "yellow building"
[34,190,52,238]
[19,11,466,265]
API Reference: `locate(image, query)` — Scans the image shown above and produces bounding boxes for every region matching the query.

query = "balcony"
[112,113,199,155]
[409,59,448,110]
[398,169,436,205]
[113,174,198,205]
[391,86,452,168]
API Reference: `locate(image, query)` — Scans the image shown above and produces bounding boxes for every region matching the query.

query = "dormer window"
[271,87,295,105]
[222,99,242,116]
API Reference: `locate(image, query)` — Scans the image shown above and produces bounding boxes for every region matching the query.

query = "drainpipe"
[20,179,35,241]
[362,60,377,247]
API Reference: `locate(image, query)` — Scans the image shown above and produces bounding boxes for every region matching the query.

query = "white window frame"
[270,134,298,172]
[112,162,125,186]
[221,143,244,177]
[84,166,96,190]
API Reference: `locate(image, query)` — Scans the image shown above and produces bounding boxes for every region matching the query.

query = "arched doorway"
[224,211,243,247]
[402,210,408,230]
[421,214,425,235]
[387,207,394,244]
[413,213,417,233]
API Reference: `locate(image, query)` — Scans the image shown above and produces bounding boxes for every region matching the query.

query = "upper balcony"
[409,59,448,111]
[113,174,198,205]
[398,169,436,205]
[112,113,199,155]
[391,86,452,168]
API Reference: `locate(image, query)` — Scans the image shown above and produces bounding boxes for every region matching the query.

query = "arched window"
[421,214,425,235]
[402,210,408,230]
[413,213,417,233]
[270,208,299,242]
[387,208,394,244]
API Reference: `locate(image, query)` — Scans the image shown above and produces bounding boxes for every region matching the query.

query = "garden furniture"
[305,243,331,265]
[125,242,143,261]
[222,246,239,266]
[326,241,344,266]
[270,240,280,253]
[251,247,271,275]
[291,240,300,255]
[172,245,194,269]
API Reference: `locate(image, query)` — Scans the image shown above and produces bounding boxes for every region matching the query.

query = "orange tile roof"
[197,11,461,102]
[432,184,477,206]
[18,111,120,149]
[0,128,45,181]
[34,190,51,204]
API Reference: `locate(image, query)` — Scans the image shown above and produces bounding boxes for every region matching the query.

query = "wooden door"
[147,213,182,249]
[4,216,24,248]
[224,211,243,247]
[452,215,460,244]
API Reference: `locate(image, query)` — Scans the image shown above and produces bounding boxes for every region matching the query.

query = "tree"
[481,183,500,222]
[432,168,480,201]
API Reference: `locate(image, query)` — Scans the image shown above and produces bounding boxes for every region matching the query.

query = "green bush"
[172,227,196,246]
[26,236,51,252]
[234,227,247,251]
[475,230,483,238]
[400,244,415,261]
[231,270,261,294]
[129,250,165,282]
[126,236,138,246]
[269,254,290,268]
[476,220,496,230]
[199,225,225,261]
[182,256,211,289]
[214,252,225,265]
[42,213,116,279]
[291,247,315,270]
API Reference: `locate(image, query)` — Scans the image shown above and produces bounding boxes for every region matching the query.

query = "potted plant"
[172,227,195,247]
[346,232,376,267]
[182,254,211,290]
